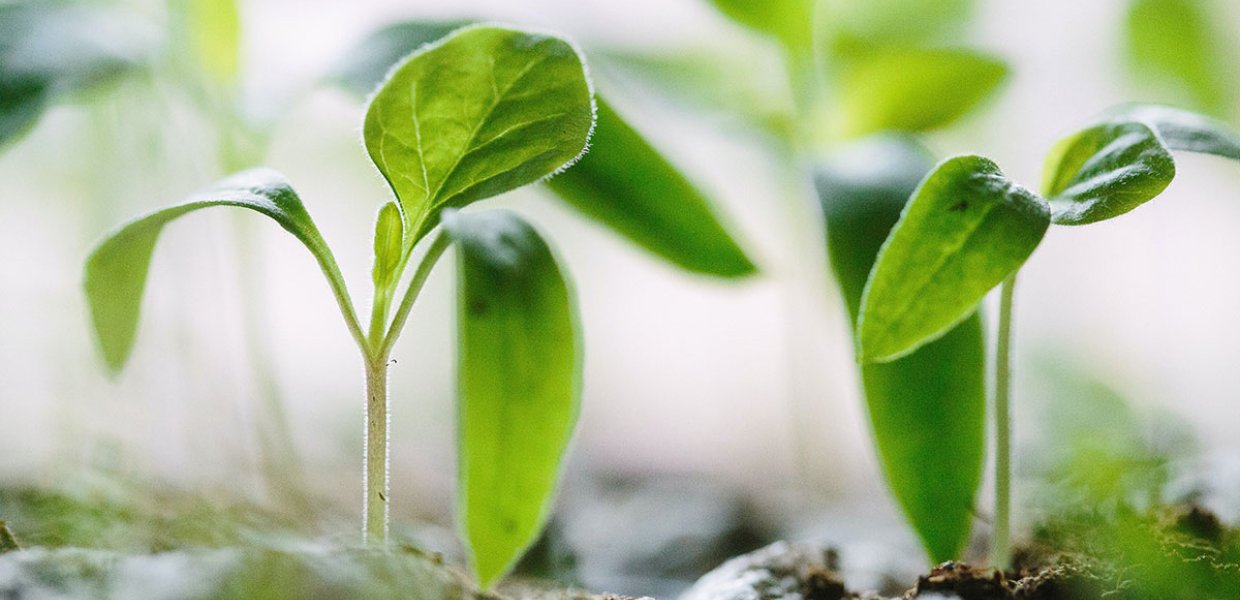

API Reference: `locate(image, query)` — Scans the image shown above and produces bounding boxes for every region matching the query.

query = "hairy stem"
[363,356,390,544]
[992,274,1017,568]
[379,233,452,359]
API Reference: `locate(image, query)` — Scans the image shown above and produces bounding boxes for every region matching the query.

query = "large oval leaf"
[545,99,757,277]
[363,25,595,247]
[1043,120,1176,225]
[818,137,985,562]
[443,209,580,589]
[858,155,1049,363]
[830,48,1008,139]
[1109,103,1240,160]
[84,169,353,373]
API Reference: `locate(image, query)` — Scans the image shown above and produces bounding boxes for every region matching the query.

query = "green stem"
[992,273,1017,569]
[379,233,452,360]
[360,232,452,545]
[363,356,389,544]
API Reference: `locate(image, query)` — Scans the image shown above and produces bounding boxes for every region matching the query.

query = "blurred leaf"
[84,169,346,373]
[546,99,757,277]
[182,0,241,85]
[443,209,580,589]
[371,202,404,292]
[707,0,814,54]
[1043,120,1175,225]
[0,520,18,553]
[593,48,795,138]
[331,19,474,95]
[1125,0,1237,118]
[829,48,1007,138]
[821,0,975,50]
[818,137,985,562]
[859,155,1048,362]
[0,2,147,147]
[363,25,594,249]
[1110,103,1240,160]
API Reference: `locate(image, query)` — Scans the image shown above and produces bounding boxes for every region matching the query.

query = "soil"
[682,503,1240,599]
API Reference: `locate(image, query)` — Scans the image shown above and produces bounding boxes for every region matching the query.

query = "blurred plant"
[83,25,602,588]
[1124,0,1239,120]
[856,103,1240,568]
[0,2,150,150]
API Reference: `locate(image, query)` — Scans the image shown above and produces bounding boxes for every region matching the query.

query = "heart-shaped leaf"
[443,209,580,589]
[84,169,356,373]
[546,98,757,277]
[818,138,985,562]
[1109,103,1240,160]
[829,48,1008,138]
[363,25,595,249]
[1043,120,1176,225]
[859,155,1049,363]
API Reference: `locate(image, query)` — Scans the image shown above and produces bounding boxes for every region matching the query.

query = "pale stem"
[992,274,1017,569]
[363,356,390,544]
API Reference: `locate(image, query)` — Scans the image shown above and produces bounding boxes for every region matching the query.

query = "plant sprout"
[856,104,1240,568]
[84,24,601,588]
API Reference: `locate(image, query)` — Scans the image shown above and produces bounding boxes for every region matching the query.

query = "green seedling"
[700,0,1003,564]
[84,24,597,588]
[856,104,1240,568]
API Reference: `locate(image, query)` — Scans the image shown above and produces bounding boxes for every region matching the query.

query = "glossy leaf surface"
[1110,103,1240,160]
[831,48,1007,138]
[859,155,1048,362]
[84,169,345,373]
[363,25,595,247]
[818,137,985,562]
[1043,120,1175,225]
[546,99,757,277]
[444,209,579,589]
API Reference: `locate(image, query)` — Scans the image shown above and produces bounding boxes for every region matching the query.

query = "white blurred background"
[2,0,1240,548]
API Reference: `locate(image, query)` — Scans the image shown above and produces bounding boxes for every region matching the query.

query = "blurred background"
[3,0,1240,596]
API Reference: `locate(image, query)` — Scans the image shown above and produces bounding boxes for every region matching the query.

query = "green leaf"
[443,209,580,589]
[821,0,975,50]
[830,48,1008,138]
[0,2,146,147]
[707,0,815,53]
[331,19,475,95]
[1125,0,1236,117]
[1043,120,1176,225]
[0,520,18,553]
[1108,103,1240,160]
[182,0,241,85]
[859,155,1049,362]
[363,25,595,249]
[818,137,985,562]
[371,202,404,291]
[84,169,349,373]
[545,99,756,277]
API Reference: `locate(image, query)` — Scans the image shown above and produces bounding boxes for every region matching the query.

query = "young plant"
[856,104,1240,568]
[84,24,597,588]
